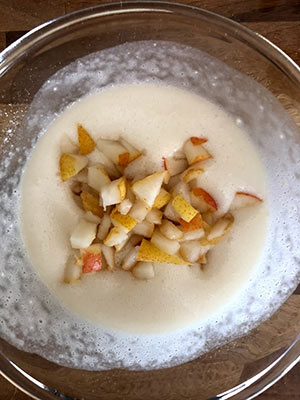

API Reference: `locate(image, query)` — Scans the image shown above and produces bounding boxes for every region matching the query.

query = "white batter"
[20,83,268,334]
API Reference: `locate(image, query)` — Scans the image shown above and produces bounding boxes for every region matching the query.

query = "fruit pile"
[60,125,262,283]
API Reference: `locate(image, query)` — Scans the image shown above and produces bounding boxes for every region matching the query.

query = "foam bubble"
[0,41,299,370]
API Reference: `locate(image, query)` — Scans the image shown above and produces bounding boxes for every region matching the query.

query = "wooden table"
[0,0,299,399]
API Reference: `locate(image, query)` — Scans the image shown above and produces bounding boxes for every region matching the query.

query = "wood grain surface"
[0,0,299,399]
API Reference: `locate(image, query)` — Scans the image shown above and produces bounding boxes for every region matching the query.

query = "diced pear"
[146,209,163,225]
[97,138,128,165]
[101,176,126,209]
[137,239,188,265]
[80,191,103,218]
[81,244,102,273]
[160,220,183,240]
[132,220,154,238]
[101,244,116,271]
[183,137,211,165]
[97,213,111,240]
[151,229,180,255]
[153,188,171,209]
[120,137,142,163]
[206,214,234,244]
[128,199,150,222]
[88,148,121,179]
[84,211,101,224]
[60,136,77,154]
[179,213,203,232]
[110,207,137,233]
[115,237,129,252]
[78,124,95,155]
[122,246,139,271]
[132,171,165,208]
[70,219,97,249]
[181,163,204,184]
[172,181,190,202]
[172,195,199,222]
[201,211,215,225]
[180,240,209,264]
[163,201,179,222]
[173,149,186,160]
[87,165,111,193]
[70,181,83,195]
[191,187,218,212]
[229,191,263,211]
[132,262,155,280]
[117,198,133,215]
[180,228,205,241]
[64,255,81,283]
[166,174,181,190]
[60,154,88,181]
[103,227,128,247]
[163,157,188,176]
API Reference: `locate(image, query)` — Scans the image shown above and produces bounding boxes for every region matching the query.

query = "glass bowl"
[0,2,300,399]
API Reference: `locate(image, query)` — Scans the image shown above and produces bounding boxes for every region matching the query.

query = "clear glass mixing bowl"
[0,2,299,399]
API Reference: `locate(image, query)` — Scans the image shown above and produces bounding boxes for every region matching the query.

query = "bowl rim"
[0,2,299,399]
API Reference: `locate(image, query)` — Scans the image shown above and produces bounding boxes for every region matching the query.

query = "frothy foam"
[0,41,299,370]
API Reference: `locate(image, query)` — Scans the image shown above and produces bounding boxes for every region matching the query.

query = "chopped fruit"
[118,152,130,167]
[190,137,207,146]
[166,174,181,190]
[151,229,180,255]
[206,214,234,245]
[179,213,203,232]
[160,220,183,240]
[117,198,132,215]
[128,199,150,222]
[60,136,78,154]
[80,191,103,218]
[202,211,215,225]
[137,239,188,265]
[60,154,88,181]
[70,181,83,195]
[146,209,163,225]
[172,182,191,202]
[64,256,81,283]
[115,237,129,252]
[172,195,199,222]
[173,149,186,160]
[97,138,128,165]
[74,169,88,184]
[87,166,111,193]
[110,207,137,233]
[181,228,205,241]
[120,138,142,162]
[183,137,211,165]
[78,124,95,155]
[132,220,154,238]
[89,148,121,179]
[100,244,116,271]
[181,164,204,183]
[163,170,170,184]
[70,219,97,249]
[103,227,128,247]
[132,171,165,208]
[163,157,188,176]
[153,188,171,209]
[122,246,139,271]
[84,211,101,224]
[229,191,263,211]
[101,176,126,209]
[129,234,143,247]
[132,262,155,280]
[198,253,207,264]
[163,201,179,222]
[191,187,218,212]
[180,240,208,264]
[97,214,111,240]
[81,244,102,273]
